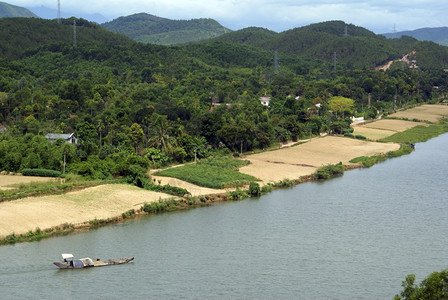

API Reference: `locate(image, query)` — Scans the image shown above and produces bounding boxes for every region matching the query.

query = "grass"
[154,157,260,189]
[0,223,75,246]
[379,122,448,144]
[350,144,414,167]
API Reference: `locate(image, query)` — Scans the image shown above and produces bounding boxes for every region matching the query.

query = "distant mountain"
[0,1,38,18]
[101,13,231,45]
[383,27,448,46]
[27,5,108,24]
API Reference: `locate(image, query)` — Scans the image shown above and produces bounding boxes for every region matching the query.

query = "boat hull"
[53,257,134,269]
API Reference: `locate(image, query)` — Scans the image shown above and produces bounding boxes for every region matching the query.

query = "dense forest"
[1,17,448,181]
[102,13,231,45]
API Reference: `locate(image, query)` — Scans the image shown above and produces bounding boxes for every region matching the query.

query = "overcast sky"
[8,0,448,33]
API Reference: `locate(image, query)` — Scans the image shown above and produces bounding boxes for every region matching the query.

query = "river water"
[1,134,448,299]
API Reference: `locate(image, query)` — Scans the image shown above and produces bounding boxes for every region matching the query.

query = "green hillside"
[212,20,448,70]
[0,1,38,18]
[102,13,231,45]
[0,17,133,59]
[0,17,447,180]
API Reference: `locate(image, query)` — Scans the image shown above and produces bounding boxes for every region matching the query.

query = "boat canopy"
[62,253,74,260]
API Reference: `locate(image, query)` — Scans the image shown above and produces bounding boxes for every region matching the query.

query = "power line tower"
[57,0,61,24]
[333,52,337,71]
[73,20,77,47]
[274,51,279,73]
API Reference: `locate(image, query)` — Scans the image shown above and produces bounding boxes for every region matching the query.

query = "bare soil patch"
[240,136,399,184]
[388,104,448,123]
[352,127,397,141]
[362,119,426,132]
[150,175,231,196]
[0,184,172,238]
[0,175,56,190]
[352,119,427,141]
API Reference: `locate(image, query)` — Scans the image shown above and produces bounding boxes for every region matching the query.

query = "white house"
[260,94,271,107]
[45,133,77,144]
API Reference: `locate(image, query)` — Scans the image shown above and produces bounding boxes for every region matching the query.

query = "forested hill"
[101,13,231,45]
[0,17,133,59]
[211,20,448,70]
[383,27,448,47]
[1,16,448,178]
[0,1,37,18]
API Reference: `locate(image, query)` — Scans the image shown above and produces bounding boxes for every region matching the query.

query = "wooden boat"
[53,253,134,269]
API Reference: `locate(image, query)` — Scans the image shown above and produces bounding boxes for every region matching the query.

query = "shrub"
[248,182,261,197]
[261,184,273,194]
[313,162,346,180]
[141,199,182,214]
[121,209,135,219]
[21,168,62,177]
[227,189,248,200]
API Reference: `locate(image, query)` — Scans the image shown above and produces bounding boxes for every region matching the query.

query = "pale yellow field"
[239,136,399,184]
[388,104,448,123]
[0,184,172,238]
[150,175,231,196]
[0,175,56,190]
[352,127,397,141]
[352,119,428,141]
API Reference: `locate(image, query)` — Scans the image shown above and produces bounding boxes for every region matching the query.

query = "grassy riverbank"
[1,104,448,246]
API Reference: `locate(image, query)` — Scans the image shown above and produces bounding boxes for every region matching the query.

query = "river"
[1,134,448,299]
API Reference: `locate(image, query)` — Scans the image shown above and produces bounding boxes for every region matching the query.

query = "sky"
[7,0,448,34]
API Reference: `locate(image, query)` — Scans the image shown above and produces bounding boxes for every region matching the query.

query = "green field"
[154,157,260,189]
[379,122,448,144]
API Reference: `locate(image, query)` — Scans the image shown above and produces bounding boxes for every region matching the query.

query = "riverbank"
[1,104,448,242]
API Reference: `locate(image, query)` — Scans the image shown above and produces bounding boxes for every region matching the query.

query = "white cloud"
[7,0,448,33]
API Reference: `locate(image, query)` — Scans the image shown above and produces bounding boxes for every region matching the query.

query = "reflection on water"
[1,134,447,299]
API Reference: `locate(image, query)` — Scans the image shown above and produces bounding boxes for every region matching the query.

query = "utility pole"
[73,20,77,47]
[63,152,66,174]
[274,51,279,73]
[57,0,61,24]
[333,52,337,71]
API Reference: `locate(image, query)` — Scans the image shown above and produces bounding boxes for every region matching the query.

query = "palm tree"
[148,115,176,154]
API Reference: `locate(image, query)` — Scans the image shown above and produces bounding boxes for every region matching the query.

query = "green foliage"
[0,17,447,183]
[0,225,74,245]
[21,168,62,177]
[261,184,273,194]
[141,198,183,213]
[154,157,259,189]
[380,123,448,144]
[248,182,261,197]
[102,13,230,45]
[227,189,249,200]
[394,268,448,300]
[313,162,346,180]
[349,156,382,168]
[121,209,135,219]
